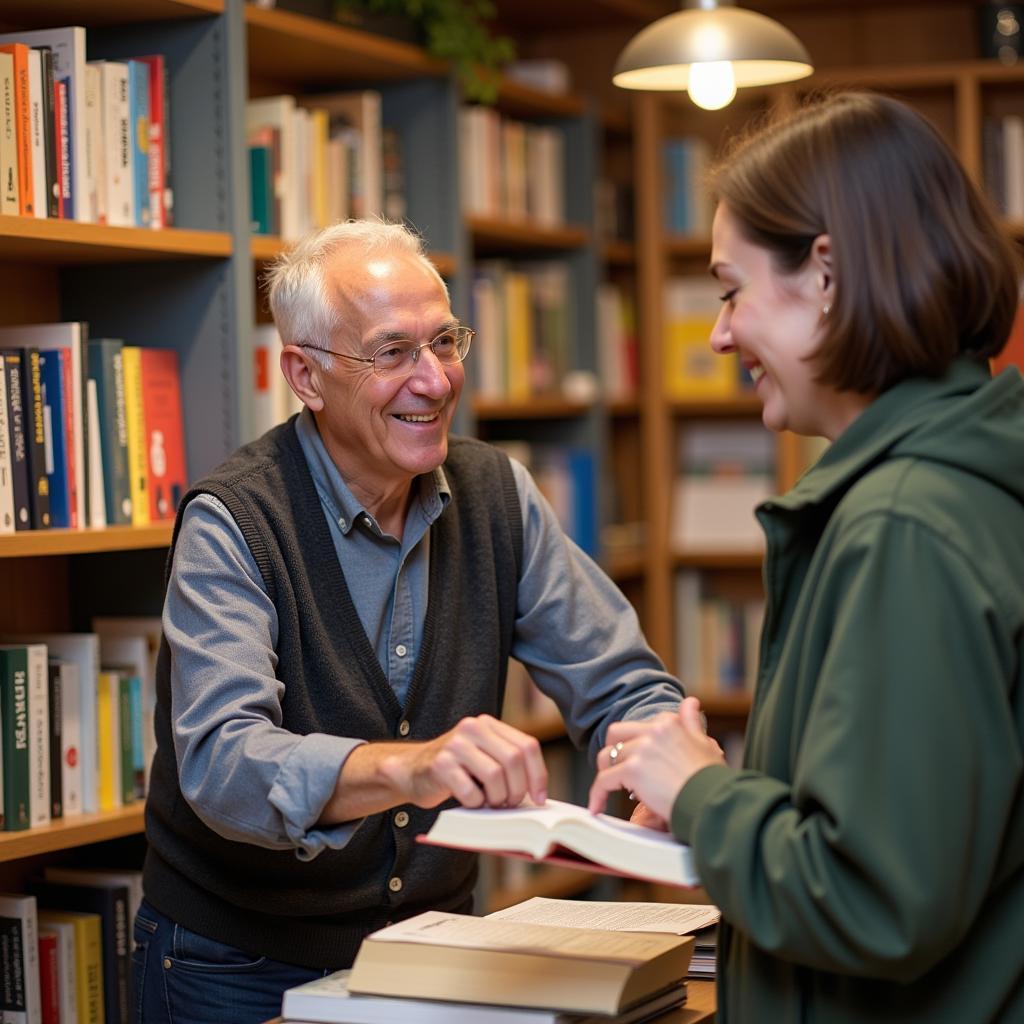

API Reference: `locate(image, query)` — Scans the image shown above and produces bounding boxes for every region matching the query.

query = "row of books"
[662,136,713,237]
[0,328,186,533]
[674,571,765,697]
[0,26,170,227]
[496,441,598,558]
[664,277,752,401]
[471,260,572,401]
[597,281,639,402]
[671,421,775,554]
[246,90,403,241]
[459,105,566,226]
[0,619,159,832]
[0,865,141,1024]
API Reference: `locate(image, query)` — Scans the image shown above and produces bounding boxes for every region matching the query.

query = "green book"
[86,338,131,526]
[0,645,32,831]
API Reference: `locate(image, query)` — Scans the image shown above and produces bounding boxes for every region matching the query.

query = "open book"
[347,911,692,1016]
[418,798,700,887]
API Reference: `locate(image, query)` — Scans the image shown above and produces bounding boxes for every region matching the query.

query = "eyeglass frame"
[293,325,475,379]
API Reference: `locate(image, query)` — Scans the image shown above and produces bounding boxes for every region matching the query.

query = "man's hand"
[587,698,725,822]
[320,715,548,824]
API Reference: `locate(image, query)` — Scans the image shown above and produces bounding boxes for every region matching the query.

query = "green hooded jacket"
[672,360,1024,1022]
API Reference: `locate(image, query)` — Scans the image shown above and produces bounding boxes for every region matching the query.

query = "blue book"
[568,448,598,558]
[127,60,151,227]
[38,348,72,528]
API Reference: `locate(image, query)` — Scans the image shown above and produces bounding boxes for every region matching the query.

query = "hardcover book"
[347,911,693,1016]
[418,799,700,888]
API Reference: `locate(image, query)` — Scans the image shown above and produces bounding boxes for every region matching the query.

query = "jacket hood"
[779,359,1024,511]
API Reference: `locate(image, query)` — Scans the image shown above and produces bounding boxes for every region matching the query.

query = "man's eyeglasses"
[295,326,474,381]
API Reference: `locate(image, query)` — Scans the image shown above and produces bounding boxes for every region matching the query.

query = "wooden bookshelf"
[673,551,764,571]
[0,808,146,864]
[468,216,590,253]
[473,396,593,420]
[245,4,446,86]
[0,217,231,263]
[0,0,222,26]
[603,239,637,265]
[0,525,174,558]
[494,78,586,119]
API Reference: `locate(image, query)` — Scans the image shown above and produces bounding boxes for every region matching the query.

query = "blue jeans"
[132,899,329,1024]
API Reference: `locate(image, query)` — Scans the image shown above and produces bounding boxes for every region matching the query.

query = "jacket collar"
[770,359,992,515]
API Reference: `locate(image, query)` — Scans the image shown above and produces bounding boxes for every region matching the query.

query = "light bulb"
[688,61,737,110]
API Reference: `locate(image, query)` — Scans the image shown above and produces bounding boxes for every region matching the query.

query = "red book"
[139,347,187,521]
[58,345,78,528]
[136,54,169,228]
[53,76,66,219]
[0,43,33,216]
[38,929,59,1024]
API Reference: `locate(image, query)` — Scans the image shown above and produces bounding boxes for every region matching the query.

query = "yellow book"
[504,271,532,401]
[663,277,739,400]
[95,671,122,812]
[309,107,330,228]
[120,346,151,526]
[38,909,105,1024]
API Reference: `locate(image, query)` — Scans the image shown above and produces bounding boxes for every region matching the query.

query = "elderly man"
[135,219,683,1022]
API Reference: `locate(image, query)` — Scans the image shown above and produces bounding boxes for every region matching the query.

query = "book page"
[488,897,720,934]
[367,912,685,964]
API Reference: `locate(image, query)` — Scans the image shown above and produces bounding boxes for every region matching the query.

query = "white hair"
[264,219,449,366]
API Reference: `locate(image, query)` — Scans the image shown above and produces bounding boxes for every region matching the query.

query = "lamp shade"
[613,4,813,93]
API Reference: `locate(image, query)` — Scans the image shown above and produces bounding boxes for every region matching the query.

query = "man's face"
[314,252,464,502]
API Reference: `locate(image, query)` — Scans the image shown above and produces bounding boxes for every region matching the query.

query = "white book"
[0,51,17,216]
[24,643,50,829]
[1,633,99,814]
[93,61,132,226]
[0,892,42,1024]
[0,354,15,534]
[26,48,47,220]
[421,799,700,888]
[35,915,77,1024]
[86,378,106,527]
[0,322,88,532]
[53,658,83,816]
[283,968,686,1024]
[82,62,102,222]
[0,27,88,222]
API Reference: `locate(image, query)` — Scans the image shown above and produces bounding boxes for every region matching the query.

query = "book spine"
[138,55,166,229]
[58,661,81,816]
[34,47,58,219]
[37,349,69,529]
[22,348,51,529]
[139,347,186,521]
[95,671,121,813]
[26,642,50,830]
[0,354,15,534]
[120,346,149,526]
[46,662,62,819]
[127,61,149,228]
[87,339,131,526]
[117,675,134,806]
[2,350,31,530]
[26,48,46,220]
[0,51,19,216]
[1,44,34,217]
[37,931,58,1024]
[0,894,41,1024]
[0,647,31,831]
[82,62,102,224]
[54,77,69,219]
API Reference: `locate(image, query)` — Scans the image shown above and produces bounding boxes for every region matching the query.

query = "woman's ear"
[280,346,325,413]
[811,234,834,304]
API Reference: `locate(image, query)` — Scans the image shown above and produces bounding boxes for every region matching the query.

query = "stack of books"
[280,910,695,1023]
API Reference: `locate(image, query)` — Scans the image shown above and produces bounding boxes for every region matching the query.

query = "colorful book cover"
[1,349,32,530]
[87,338,131,525]
[0,645,31,831]
[119,346,149,526]
[126,60,149,227]
[138,347,186,521]
[0,43,33,216]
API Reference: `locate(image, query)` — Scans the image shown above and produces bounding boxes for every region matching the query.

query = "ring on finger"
[608,741,625,763]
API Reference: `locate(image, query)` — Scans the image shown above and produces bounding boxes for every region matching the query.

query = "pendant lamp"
[613,0,813,110]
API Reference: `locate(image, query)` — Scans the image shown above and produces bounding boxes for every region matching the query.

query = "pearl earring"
[822,303,831,317]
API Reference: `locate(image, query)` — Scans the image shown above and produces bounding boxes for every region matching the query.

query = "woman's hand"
[588,697,725,822]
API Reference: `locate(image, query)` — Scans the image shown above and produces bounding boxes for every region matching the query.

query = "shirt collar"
[294,407,451,535]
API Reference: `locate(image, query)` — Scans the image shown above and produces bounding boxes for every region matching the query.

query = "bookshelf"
[0,0,245,891]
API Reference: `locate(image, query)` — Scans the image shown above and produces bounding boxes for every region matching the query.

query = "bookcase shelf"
[673,551,764,571]
[602,240,636,266]
[468,216,590,253]
[0,808,146,865]
[0,0,223,25]
[245,4,446,87]
[494,79,586,119]
[0,525,174,558]
[473,396,593,420]
[0,217,232,263]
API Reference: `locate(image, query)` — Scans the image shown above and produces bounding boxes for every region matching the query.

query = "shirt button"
[395,810,410,828]
[338,518,347,530]
[388,876,403,892]
[398,720,411,737]
[395,644,407,657]
[163,958,172,970]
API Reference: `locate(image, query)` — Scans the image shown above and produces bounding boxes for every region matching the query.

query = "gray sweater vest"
[143,422,522,968]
